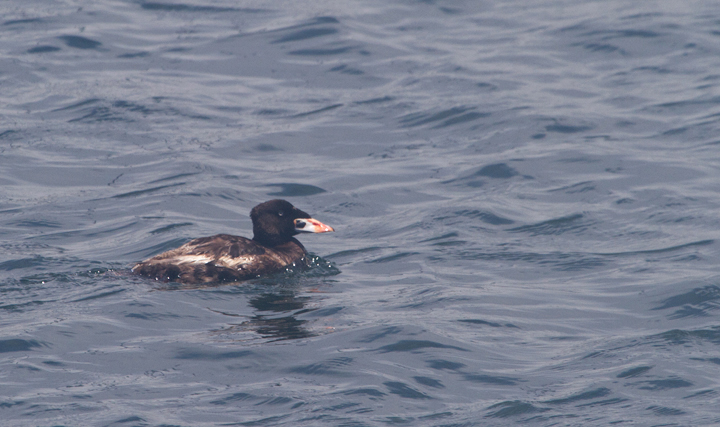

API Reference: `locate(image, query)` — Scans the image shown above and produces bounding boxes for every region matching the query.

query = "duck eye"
[278,211,284,217]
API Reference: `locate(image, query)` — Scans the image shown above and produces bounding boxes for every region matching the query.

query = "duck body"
[132,200,333,284]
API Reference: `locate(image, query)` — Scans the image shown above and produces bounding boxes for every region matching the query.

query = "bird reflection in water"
[195,289,319,341]
[245,291,315,340]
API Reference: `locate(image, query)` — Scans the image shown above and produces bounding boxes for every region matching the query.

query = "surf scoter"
[132,199,334,284]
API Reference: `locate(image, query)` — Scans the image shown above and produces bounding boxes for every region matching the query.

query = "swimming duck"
[132,199,334,284]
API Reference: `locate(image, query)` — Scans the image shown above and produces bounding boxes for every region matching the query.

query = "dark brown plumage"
[132,199,334,284]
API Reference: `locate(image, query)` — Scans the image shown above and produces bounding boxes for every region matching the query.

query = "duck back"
[132,234,307,284]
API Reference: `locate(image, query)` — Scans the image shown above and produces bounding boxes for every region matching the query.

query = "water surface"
[2,0,720,425]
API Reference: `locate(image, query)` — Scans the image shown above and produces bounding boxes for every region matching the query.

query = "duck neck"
[252,229,291,247]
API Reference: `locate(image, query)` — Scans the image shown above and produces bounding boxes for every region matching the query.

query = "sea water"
[2,0,720,425]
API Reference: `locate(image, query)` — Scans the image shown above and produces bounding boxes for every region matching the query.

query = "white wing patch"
[146,254,256,271]
[170,255,215,265]
[164,254,256,268]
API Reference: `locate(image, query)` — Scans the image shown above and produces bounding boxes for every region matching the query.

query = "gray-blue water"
[2,0,720,425]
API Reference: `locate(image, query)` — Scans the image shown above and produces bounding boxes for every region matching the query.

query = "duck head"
[251,199,334,247]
